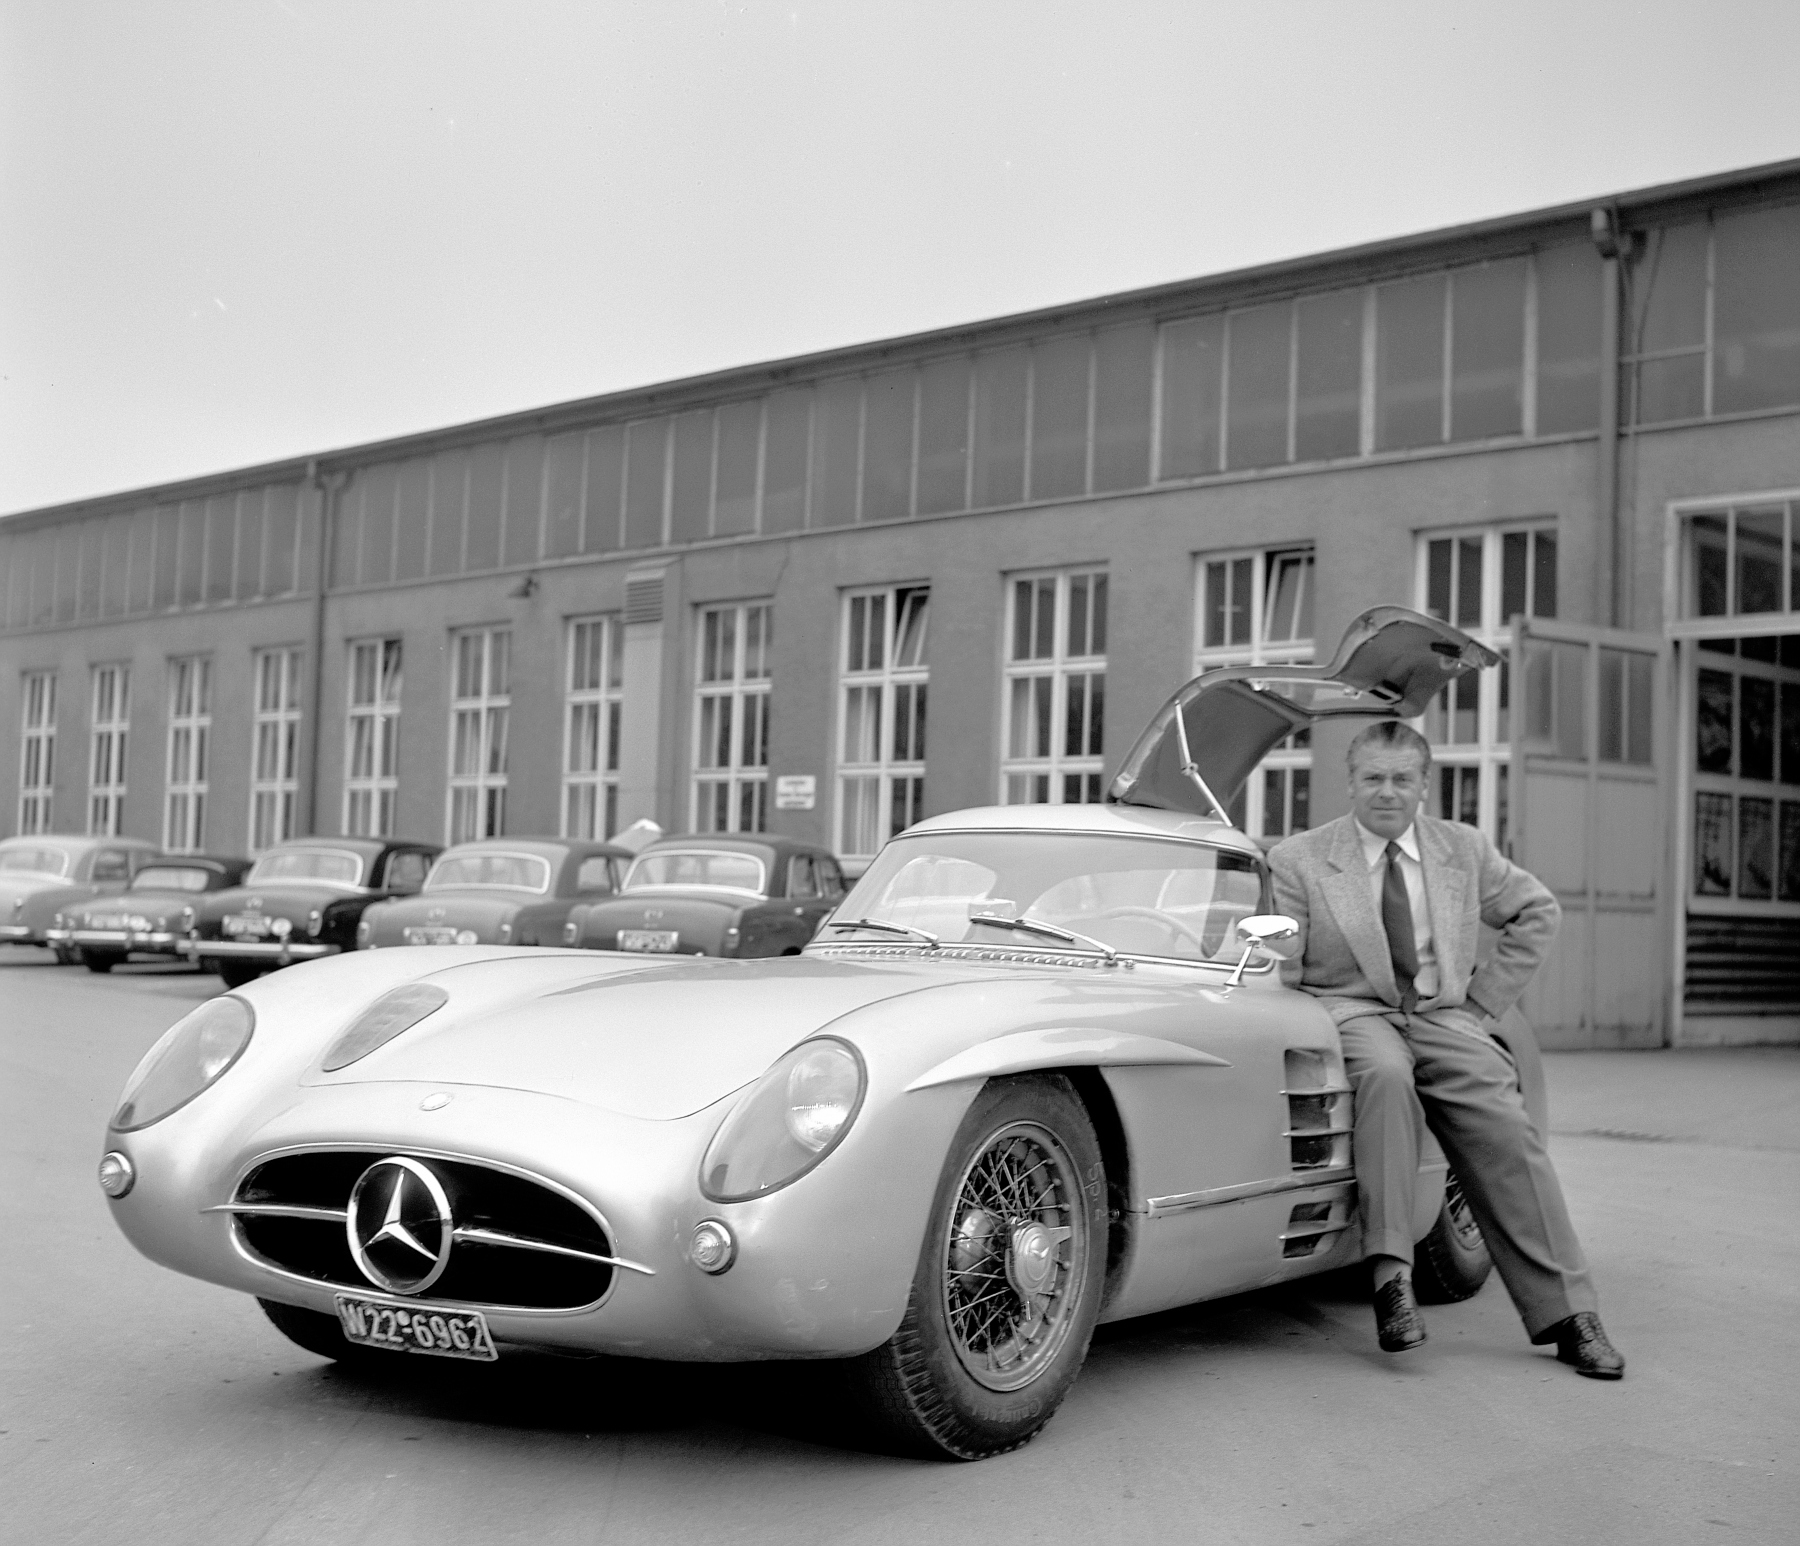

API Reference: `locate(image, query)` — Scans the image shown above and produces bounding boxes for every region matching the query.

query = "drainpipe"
[304,461,348,835]
[1590,206,1630,628]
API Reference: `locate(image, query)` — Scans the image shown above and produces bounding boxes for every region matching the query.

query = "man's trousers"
[1339,1009,1598,1339]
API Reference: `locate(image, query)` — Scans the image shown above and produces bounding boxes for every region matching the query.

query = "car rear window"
[0,846,69,878]
[574,856,618,893]
[246,849,364,886]
[131,866,213,893]
[425,852,552,893]
[624,850,766,894]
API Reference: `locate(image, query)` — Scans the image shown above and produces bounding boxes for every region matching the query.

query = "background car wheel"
[83,950,122,973]
[52,945,81,966]
[258,1298,380,1365]
[1411,1168,1493,1304]
[843,1074,1107,1460]
[217,961,262,989]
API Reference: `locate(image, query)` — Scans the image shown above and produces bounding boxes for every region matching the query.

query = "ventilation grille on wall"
[624,573,664,626]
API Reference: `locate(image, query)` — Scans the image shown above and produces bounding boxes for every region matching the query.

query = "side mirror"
[1227,914,1301,985]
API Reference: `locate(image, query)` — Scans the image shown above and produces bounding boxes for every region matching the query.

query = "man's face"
[1348,745,1428,840]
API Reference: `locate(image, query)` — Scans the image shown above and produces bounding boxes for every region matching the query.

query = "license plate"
[404,926,459,945]
[91,915,126,929]
[618,929,679,952]
[334,1293,497,1361]
[223,914,270,938]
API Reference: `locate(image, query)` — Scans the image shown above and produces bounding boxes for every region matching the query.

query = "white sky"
[3,0,1797,516]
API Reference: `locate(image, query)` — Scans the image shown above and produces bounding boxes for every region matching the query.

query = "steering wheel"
[1078,906,1212,955]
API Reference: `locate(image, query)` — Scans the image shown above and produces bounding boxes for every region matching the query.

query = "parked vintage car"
[561,834,846,956]
[358,838,631,950]
[48,855,253,972]
[100,608,1539,1461]
[182,837,440,988]
[0,835,160,962]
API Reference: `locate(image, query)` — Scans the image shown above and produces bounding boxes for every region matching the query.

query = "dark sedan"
[561,834,846,957]
[357,837,630,949]
[48,855,252,971]
[183,837,440,987]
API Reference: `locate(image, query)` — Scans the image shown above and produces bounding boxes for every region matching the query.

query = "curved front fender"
[904,1027,1230,1092]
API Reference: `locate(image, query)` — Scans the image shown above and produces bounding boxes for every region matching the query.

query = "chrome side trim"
[204,1202,348,1222]
[1279,1222,1353,1242]
[452,1225,656,1277]
[1282,1125,1353,1139]
[1146,1168,1354,1216]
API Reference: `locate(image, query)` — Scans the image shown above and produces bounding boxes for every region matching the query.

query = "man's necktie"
[1382,840,1420,1015]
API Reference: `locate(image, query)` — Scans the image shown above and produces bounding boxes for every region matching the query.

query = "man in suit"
[1268,720,1624,1378]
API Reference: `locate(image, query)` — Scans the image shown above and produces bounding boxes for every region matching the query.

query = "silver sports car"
[100,607,1534,1460]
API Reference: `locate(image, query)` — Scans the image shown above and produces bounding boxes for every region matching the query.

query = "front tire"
[53,945,81,966]
[258,1298,376,1365]
[844,1075,1107,1460]
[1411,1168,1493,1303]
[84,950,122,973]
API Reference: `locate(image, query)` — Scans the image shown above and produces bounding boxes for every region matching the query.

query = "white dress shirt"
[1355,819,1440,1001]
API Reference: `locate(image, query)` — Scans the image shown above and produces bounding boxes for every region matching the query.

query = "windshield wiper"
[966,912,1118,963]
[824,917,940,949]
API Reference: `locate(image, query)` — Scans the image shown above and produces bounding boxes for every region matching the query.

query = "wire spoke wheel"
[941,1123,1084,1391]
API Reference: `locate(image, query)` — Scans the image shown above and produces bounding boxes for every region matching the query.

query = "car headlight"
[270,917,293,938]
[562,920,579,945]
[306,909,323,938]
[126,915,151,932]
[498,922,512,944]
[179,906,195,931]
[54,912,67,928]
[356,918,373,947]
[699,1037,866,1202]
[111,997,255,1131]
[320,983,448,1072]
[456,929,478,946]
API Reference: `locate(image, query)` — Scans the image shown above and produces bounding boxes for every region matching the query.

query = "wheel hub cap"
[1006,1221,1058,1299]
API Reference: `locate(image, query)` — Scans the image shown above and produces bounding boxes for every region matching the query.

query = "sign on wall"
[774,775,817,810]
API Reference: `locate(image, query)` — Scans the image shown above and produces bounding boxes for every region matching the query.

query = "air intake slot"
[1282,1047,1351,1171]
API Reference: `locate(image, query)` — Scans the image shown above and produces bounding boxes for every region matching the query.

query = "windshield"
[827,830,1264,964]
[425,852,552,893]
[0,845,70,878]
[246,849,364,887]
[130,866,213,893]
[624,850,767,894]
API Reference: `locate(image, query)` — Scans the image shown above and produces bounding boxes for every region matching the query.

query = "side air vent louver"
[1283,1048,1352,1172]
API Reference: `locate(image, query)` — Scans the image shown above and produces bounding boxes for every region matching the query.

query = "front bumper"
[0,924,45,943]
[183,938,340,964]
[54,928,182,952]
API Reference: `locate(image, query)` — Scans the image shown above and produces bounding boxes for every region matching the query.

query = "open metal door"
[1509,618,1669,1047]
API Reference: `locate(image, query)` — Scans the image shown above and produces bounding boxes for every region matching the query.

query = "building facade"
[5,161,1799,1048]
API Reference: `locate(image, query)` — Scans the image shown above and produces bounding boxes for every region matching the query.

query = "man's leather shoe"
[1373,1277,1427,1352]
[1538,1312,1625,1379]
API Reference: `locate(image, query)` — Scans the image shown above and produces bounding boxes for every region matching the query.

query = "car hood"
[71,889,197,921]
[307,953,956,1119]
[1109,605,1498,819]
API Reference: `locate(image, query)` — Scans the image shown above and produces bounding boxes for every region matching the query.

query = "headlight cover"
[320,982,449,1071]
[700,1037,866,1202]
[111,996,255,1131]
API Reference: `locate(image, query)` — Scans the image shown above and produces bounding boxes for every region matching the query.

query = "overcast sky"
[3,0,1797,517]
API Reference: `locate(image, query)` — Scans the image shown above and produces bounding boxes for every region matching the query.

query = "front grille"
[232,1150,615,1311]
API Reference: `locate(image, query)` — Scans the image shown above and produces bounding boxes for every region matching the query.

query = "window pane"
[1739,796,1774,899]
[1265,551,1313,642]
[1091,324,1153,492]
[762,388,810,533]
[1535,243,1602,434]
[1781,682,1800,786]
[714,400,761,537]
[667,410,713,543]
[1376,274,1446,450]
[1637,223,1709,354]
[1736,508,1786,615]
[1697,668,1734,773]
[1426,538,1452,622]
[1029,335,1090,500]
[1691,515,1729,616]
[811,378,862,528]
[582,426,624,553]
[1533,531,1558,618]
[1742,676,1775,781]
[1159,316,1223,478]
[1633,354,1705,425]
[916,357,971,516]
[624,419,668,548]
[1225,304,1291,470]
[862,368,916,522]
[972,349,1028,507]
[1714,204,1800,415]
[1501,531,1528,622]
[1294,291,1361,461]
[1450,260,1525,440]
[1781,801,1800,902]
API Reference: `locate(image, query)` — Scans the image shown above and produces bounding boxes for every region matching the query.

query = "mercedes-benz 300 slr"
[100,607,1536,1460]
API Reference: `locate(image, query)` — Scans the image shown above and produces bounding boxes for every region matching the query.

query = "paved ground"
[2,946,1795,1545]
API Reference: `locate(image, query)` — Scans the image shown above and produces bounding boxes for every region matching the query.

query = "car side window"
[91,850,130,882]
[385,851,429,893]
[819,858,846,899]
[575,856,617,893]
[788,855,819,899]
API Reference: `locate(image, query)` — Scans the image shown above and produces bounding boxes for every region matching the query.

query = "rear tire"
[1411,1168,1493,1304]
[843,1074,1107,1460]
[217,961,262,989]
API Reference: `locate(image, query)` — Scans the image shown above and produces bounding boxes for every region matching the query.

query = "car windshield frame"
[424,851,554,895]
[0,845,71,878]
[129,865,215,894]
[244,848,366,888]
[622,849,769,897]
[816,827,1267,969]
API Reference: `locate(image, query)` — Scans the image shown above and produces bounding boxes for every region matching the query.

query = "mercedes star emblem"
[346,1155,455,1295]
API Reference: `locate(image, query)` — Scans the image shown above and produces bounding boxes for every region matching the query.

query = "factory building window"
[88,665,129,836]
[344,639,402,838]
[693,603,771,833]
[1002,570,1107,805]
[837,586,929,861]
[1416,525,1559,843]
[249,648,304,852]
[562,616,623,841]
[164,657,211,853]
[1193,548,1317,837]
[447,628,511,843]
[18,671,56,835]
